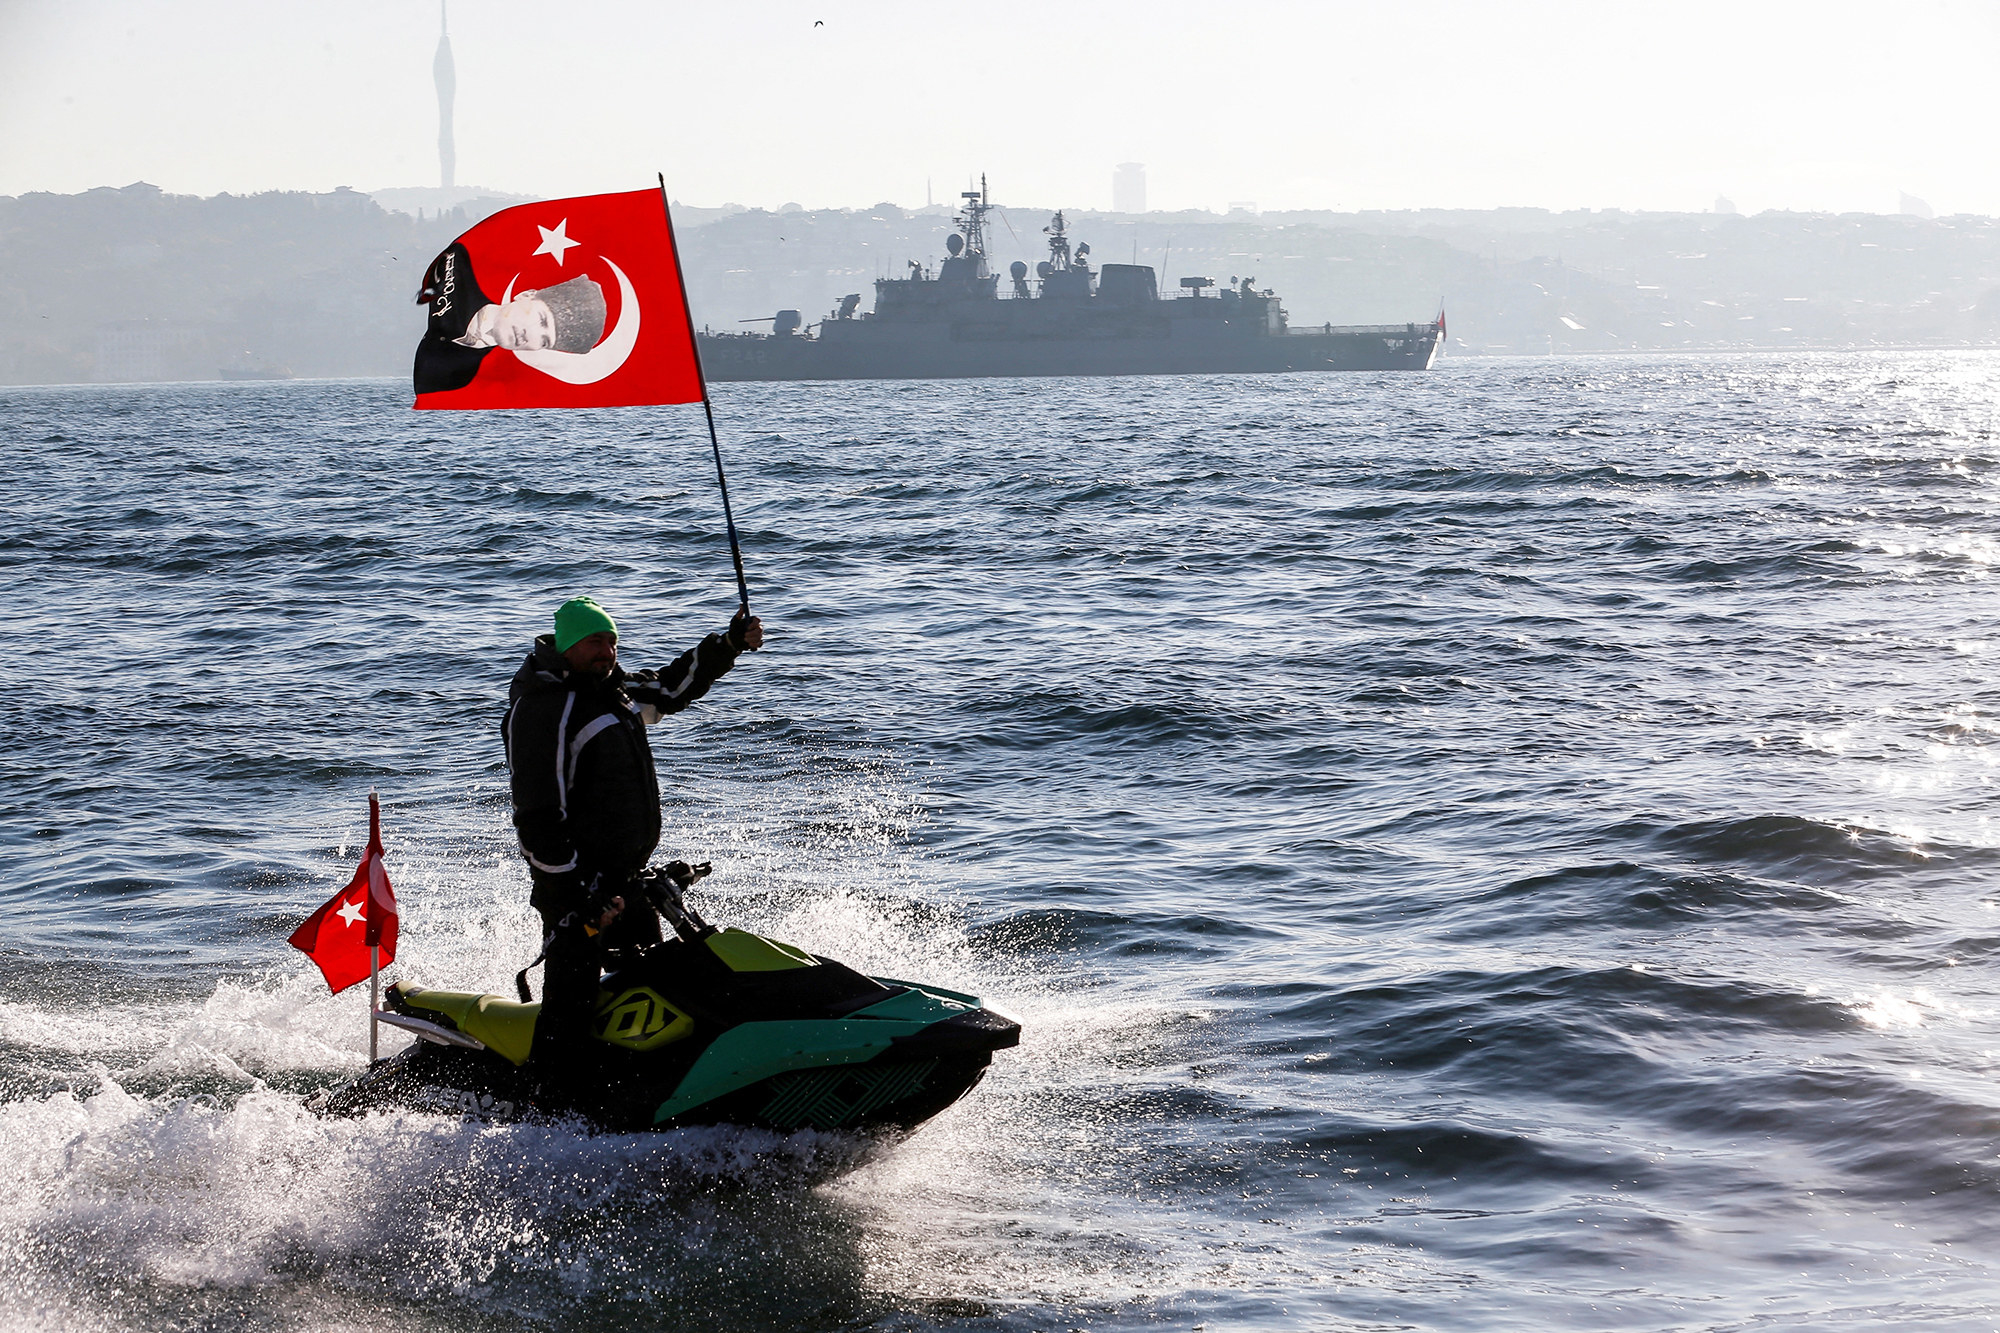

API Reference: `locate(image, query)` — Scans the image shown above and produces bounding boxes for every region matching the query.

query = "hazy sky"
[2,0,1995,215]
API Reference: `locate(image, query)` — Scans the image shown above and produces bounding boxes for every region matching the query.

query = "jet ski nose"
[888,1006,1021,1059]
[964,1007,1022,1050]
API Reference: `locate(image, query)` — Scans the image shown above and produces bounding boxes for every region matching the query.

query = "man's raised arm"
[625,616,763,723]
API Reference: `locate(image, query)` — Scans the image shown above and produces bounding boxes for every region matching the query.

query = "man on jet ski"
[502,595,764,1077]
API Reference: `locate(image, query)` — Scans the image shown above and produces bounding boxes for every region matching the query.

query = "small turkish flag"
[412,187,704,410]
[288,793,400,994]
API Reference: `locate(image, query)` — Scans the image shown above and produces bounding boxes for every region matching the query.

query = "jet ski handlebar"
[638,861,716,943]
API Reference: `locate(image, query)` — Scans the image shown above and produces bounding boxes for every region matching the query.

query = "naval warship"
[696,180,1442,382]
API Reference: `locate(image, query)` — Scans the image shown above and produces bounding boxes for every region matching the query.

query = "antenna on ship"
[955,175,993,275]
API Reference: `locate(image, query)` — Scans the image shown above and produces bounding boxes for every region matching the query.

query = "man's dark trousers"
[529,886,664,1073]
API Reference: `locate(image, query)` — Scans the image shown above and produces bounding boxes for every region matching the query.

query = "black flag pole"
[659,172,750,618]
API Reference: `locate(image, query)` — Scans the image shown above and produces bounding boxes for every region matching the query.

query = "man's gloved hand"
[583,880,626,933]
[728,610,764,653]
[543,870,622,933]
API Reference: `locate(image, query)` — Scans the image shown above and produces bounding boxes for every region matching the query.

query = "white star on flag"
[534,219,581,266]
[335,896,367,928]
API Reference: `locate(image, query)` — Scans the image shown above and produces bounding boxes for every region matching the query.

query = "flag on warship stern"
[288,793,400,994]
[412,188,703,410]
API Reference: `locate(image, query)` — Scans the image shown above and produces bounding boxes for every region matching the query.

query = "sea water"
[2,353,1998,1331]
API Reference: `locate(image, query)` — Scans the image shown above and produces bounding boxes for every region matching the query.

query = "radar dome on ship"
[1010,261,1029,280]
[1036,261,1053,279]
[946,233,964,255]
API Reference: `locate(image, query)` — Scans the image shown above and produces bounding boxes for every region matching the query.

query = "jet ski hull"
[325,1040,999,1135]
[315,927,1019,1135]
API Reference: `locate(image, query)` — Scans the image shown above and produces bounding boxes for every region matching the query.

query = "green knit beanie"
[553,596,618,652]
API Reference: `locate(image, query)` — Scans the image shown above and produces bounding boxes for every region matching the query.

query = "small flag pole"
[659,172,751,618]
[367,785,381,1062]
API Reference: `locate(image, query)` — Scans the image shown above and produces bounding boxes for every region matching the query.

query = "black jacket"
[502,630,740,915]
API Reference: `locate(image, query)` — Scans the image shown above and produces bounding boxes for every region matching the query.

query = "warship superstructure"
[697,179,1441,382]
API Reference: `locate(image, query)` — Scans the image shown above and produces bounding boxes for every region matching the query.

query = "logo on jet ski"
[594,987,694,1051]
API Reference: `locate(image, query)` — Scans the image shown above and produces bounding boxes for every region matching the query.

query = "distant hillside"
[0,184,466,384]
[4,183,1999,385]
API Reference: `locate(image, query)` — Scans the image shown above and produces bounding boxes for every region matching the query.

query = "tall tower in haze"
[1113,163,1146,214]
[434,2,456,189]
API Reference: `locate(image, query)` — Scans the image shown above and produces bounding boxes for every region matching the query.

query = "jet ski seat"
[391,987,540,1066]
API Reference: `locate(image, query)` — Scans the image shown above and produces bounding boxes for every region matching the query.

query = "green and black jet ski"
[318,864,1020,1134]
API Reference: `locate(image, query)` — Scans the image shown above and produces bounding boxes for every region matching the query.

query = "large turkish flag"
[413,188,704,410]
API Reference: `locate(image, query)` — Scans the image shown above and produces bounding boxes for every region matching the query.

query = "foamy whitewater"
[3,353,1999,1331]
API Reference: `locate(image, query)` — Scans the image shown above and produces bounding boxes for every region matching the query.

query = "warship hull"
[699,322,1440,382]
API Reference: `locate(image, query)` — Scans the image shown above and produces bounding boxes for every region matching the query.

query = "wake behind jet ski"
[318,863,1020,1134]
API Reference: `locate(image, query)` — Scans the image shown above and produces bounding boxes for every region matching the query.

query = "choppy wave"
[4,352,2000,1330]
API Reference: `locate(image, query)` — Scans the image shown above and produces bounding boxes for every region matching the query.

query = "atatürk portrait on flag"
[415,244,608,394]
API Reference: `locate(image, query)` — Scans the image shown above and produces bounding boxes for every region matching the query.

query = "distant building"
[1714,195,1738,215]
[1113,163,1146,214]
[434,2,456,189]
[1227,201,1259,216]
[1900,192,1934,219]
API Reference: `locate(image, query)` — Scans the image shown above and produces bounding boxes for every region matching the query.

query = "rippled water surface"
[3,354,2000,1331]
